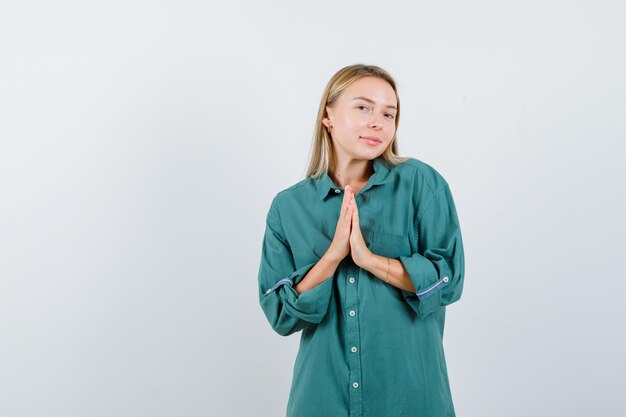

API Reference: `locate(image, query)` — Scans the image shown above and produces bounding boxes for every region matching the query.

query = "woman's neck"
[330,158,374,188]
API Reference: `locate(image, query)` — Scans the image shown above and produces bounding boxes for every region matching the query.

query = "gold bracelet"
[385,257,390,283]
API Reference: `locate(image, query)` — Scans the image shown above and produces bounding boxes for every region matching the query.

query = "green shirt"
[258,156,465,417]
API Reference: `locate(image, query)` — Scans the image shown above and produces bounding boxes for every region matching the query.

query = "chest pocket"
[372,230,412,258]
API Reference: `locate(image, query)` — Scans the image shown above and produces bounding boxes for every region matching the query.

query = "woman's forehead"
[339,77,397,106]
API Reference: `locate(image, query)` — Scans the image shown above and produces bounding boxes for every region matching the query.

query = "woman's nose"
[368,117,382,128]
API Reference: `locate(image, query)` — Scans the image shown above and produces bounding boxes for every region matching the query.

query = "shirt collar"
[314,156,394,201]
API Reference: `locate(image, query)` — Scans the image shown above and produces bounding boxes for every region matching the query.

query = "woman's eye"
[357,105,394,119]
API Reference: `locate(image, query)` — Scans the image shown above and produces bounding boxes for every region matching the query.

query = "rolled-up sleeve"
[397,184,465,319]
[258,196,334,336]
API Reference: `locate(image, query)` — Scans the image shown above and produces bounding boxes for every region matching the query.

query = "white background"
[1,1,625,416]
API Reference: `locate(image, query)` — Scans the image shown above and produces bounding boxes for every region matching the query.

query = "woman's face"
[323,76,397,161]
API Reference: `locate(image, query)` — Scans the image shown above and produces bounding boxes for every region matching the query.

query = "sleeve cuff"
[262,261,334,324]
[398,253,451,319]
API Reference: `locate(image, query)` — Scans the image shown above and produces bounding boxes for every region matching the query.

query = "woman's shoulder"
[274,177,311,197]
[268,177,315,210]
[395,156,449,193]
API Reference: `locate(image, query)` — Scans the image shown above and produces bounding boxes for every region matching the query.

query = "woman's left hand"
[349,194,375,268]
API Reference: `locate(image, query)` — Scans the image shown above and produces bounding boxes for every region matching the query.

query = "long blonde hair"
[305,64,409,178]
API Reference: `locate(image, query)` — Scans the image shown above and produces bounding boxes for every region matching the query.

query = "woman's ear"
[323,106,334,129]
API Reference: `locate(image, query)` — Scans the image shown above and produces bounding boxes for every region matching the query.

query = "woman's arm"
[362,255,416,293]
[258,197,334,336]
[258,189,354,336]
[293,254,341,294]
[394,183,465,319]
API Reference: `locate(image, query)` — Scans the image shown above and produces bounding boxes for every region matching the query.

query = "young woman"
[258,64,465,417]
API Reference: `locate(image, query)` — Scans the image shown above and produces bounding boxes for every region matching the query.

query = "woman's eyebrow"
[351,96,397,110]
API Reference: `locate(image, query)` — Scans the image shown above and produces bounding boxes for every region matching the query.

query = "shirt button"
[334,189,341,193]
[352,382,359,389]
[351,346,358,353]
[349,310,356,317]
[349,277,355,283]
[442,275,449,282]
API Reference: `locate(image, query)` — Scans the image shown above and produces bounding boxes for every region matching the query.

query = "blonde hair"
[305,64,409,178]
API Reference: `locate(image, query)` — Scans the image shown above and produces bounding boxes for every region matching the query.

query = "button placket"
[345,266,362,416]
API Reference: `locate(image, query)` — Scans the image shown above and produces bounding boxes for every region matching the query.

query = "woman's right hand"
[323,185,354,264]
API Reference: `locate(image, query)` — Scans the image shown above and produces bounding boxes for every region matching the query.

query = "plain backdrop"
[1,1,625,416]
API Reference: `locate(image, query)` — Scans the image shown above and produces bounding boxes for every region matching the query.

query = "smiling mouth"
[359,136,382,144]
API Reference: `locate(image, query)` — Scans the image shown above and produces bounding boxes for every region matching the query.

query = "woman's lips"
[360,136,381,146]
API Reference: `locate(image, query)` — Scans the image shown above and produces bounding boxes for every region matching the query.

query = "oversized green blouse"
[257,156,465,417]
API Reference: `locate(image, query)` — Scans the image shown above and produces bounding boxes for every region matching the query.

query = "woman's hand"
[323,185,355,264]
[349,193,375,268]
